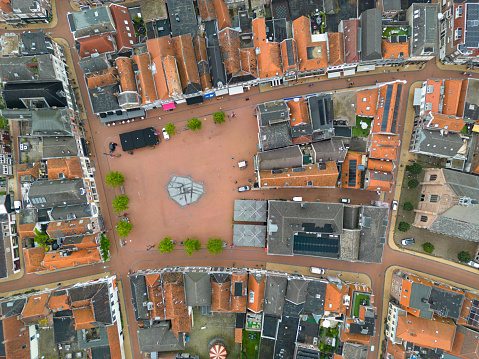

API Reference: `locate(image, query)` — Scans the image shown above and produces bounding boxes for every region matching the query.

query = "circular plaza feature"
[165,174,206,208]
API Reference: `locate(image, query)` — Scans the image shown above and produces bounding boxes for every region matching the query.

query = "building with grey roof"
[78,56,110,75]
[89,83,121,116]
[256,146,302,171]
[407,3,440,60]
[2,81,68,110]
[19,31,51,55]
[285,279,308,304]
[410,127,469,161]
[167,0,198,39]
[382,0,401,12]
[68,6,116,40]
[42,136,78,159]
[357,206,389,263]
[258,122,293,151]
[342,342,369,359]
[184,272,212,307]
[138,323,185,353]
[264,275,287,316]
[28,178,88,209]
[50,204,96,221]
[303,281,327,316]
[360,9,382,61]
[312,139,347,163]
[256,100,290,127]
[31,109,73,137]
[308,94,334,141]
[233,225,266,247]
[0,298,26,318]
[130,275,150,321]
[463,78,479,123]
[233,200,267,222]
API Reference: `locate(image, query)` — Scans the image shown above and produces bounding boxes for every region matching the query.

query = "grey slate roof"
[312,139,348,163]
[303,281,327,316]
[19,31,50,55]
[184,272,212,306]
[43,136,78,158]
[264,275,287,316]
[0,230,6,279]
[130,275,150,321]
[443,169,479,200]
[50,204,93,221]
[308,94,334,133]
[28,179,87,209]
[382,0,401,11]
[69,6,115,39]
[429,214,479,242]
[257,101,289,127]
[360,9,382,61]
[167,0,198,38]
[233,199,267,222]
[233,225,266,247]
[342,342,368,359]
[78,56,110,75]
[0,298,26,318]
[2,81,67,109]
[428,286,464,320]
[463,79,479,123]
[89,83,121,114]
[409,282,433,319]
[285,279,308,304]
[138,325,185,353]
[257,146,303,171]
[31,109,72,137]
[0,55,57,82]
[408,3,439,57]
[412,128,465,158]
[357,206,388,263]
[258,122,293,151]
[91,283,113,326]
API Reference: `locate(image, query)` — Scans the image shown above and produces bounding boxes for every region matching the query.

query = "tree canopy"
[112,195,129,213]
[100,233,110,261]
[187,117,202,131]
[398,221,410,232]
[158,237,175,254]
[165,123,176,135]
[206,238,224,255]
[184,237,201,256]
[408,179,419,188]
[406,163,423,174]
[458,251,472,263]
[34,228,52,250]
[116,220,133,237]
[213,112,226,124]
[422,242,434,253]
[403,202,414,211]
[105,171,125,187]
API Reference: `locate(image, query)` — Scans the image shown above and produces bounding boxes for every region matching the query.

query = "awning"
[343,69,356,76]
[357,64,375,72]
[162,102,175,110]
[473,125,479,133]
[215,89,229,96]
[228,86,244,95]
[175,99,186,104]
[327,71,341,78]
[204,92,215,99]
[186,96,204,105]
[413,88,422,106]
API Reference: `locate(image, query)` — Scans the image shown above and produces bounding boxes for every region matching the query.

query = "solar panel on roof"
[348,160,357,187]
[381,85,394,132]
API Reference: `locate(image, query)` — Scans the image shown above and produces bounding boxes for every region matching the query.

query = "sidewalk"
[434,57,478,73]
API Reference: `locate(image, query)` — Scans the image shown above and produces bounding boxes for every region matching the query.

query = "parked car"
[340,198,350,204]
[162,127,170,140]
[401,238,415,246]
[238,185,251,192]
[392,201,398,211]
[14,200,22,213]
[468,261,479,269]
[310,267,325,275]
[292,197,303,202]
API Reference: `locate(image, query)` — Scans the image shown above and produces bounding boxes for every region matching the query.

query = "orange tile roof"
[18,223,37,240]
[77,34,115,58]
[213,0,231,30]
[146,273,164,319]
[328,33,345,66]
[450,324,479,359]
[381,39,409,60]
[173,34,201,92]
[372,83,402,134]
[426,112,466,132]
[43,249,101,270]
[198,0,216,21]
[365,170,393,192]
[325,283,349,314]
[211,277,231,312]
[239,47,257,78]
[395,314,455,351]
[293,16,328,71]
[132,53,159,104]
[145,273,161,287]
[367,158,394,172]
[281,39,298,73]
[48,291,70,312]
[2,315,30,359]
[340,329,371,345]
[73,306,95,330]
[425,79,443,114]
[386,340,407,359]
[235,328,243,343]
[110,4,136,52]
[231,273,248,313]
[21,293,50,323]
[457,79,468,117]
[23,247,46,273]
[86,67,119,89]
[259,161,339,188]
[287,99,309,126]
[194,37,213,90]
[369,134,400,160]
[341,151,364,188]
[163,56,183,97]
[71,299,90,309]
[341,19,360,63]
[17,162,41,180]
[253,18,283,79]
[443,79,463,116]
[47,157,83,180]
[292,135,312,145]
[47,218,96,238]
[63,234,99,250]
[219,28,241,77]
[107,322,122,359]
[356,88,379,117]
[147,36,178,99]
[115,57,138,93]
[162,272,190,336]
[247,274,266,313]
[0,0,12,12]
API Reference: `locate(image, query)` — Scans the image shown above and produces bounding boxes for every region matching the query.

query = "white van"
[310,267,325,275]
[292,197,303,202]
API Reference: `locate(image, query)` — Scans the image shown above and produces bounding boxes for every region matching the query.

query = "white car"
[468,261,479,269]
[392,201,398,211]
[162,127,170,140]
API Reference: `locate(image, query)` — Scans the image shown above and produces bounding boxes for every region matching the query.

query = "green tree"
[165,123,176,135]
[403,202,414,211]
[33,228,52,250]
[112,195,129,213]
[184,237,201,256]
[116,220,133,237]
[213,111,226,124]
[406,163,423,174]
[100,233,110,261]
[422,242,434,253]
[206,238,224,255]
[0,116,8,129]
[187,117,202,131]
[458,251,472,263]
[158,237,175,254]
[105,171,125,187]
[408,179,419,188]
[398,221,410,232]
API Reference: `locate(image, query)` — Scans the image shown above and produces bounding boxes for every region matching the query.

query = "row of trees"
[106,171,133,238]
[158,237,224,256]
[163,112,227,135]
